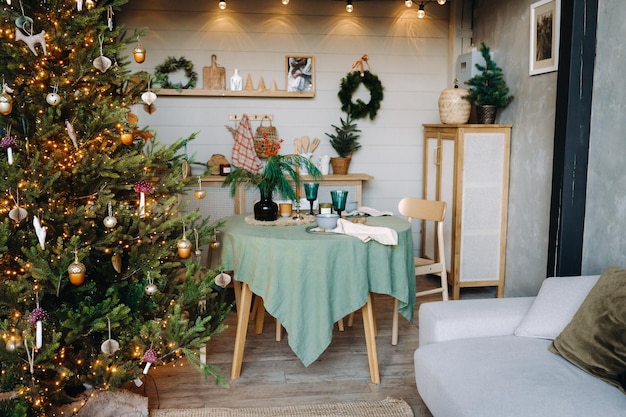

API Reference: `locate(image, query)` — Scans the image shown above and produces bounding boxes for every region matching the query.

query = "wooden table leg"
[361,293,380,384]
[255,298,265,334]
[232,280,241,314]
[231,282,252,380]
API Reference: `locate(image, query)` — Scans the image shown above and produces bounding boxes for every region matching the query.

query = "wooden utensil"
[310,138,320,153]
[294,138,301,154]
[301,136,310,153]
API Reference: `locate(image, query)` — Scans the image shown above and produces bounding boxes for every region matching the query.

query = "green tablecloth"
[220,214,415,366]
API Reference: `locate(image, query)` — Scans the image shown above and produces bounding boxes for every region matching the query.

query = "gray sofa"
[414,274,626,417]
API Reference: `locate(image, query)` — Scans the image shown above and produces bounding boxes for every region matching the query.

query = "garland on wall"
[338,70,384,121]
[153,56,198,90]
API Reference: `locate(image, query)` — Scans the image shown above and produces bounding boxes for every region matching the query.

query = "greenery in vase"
[326,113,362,158]
[464,42,514,108]
[0,1,232,414]
[223,138,322,201]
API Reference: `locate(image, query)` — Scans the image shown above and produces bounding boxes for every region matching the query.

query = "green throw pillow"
[549,266,626,393]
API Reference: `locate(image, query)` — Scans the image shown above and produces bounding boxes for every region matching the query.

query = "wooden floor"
[141,276,495,416]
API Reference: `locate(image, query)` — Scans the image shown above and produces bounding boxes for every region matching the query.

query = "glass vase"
[254,190,278,221]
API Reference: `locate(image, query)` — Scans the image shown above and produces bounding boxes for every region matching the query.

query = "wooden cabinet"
[422,124,511,299]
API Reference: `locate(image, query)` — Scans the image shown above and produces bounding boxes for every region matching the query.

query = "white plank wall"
[118,0,451,248]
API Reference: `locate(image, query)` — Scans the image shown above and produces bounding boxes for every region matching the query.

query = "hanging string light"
[417,2,425,18]
[218,1,227,10]
[346,0,353,13]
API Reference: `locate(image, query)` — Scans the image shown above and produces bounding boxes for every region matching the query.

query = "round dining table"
[219,214,415,383]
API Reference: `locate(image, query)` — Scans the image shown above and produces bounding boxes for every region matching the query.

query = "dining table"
[219,213,415,384]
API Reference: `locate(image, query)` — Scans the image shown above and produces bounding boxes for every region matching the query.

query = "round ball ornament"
[6,338,19,352]
[68,253,86,286]
[209,241,220,249]
[145,283,158,295]
[120,132,134,145]
[103,215,117,228]
[177,236,192,259]
[194,189,207,199]
[103,202,117,228]
[46,92,61,106]
[0,92,12,115]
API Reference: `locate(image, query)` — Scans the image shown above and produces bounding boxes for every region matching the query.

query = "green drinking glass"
[304,183,319,215]
[330,190,348,218]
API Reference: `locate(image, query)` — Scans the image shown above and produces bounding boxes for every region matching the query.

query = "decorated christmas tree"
[0,0,232,415]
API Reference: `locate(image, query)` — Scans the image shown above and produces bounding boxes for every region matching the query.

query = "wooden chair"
[392,197,449,345]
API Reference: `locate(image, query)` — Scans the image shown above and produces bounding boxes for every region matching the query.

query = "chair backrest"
[398,197,446,223]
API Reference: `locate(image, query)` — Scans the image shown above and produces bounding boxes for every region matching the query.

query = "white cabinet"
[423,124,511,299]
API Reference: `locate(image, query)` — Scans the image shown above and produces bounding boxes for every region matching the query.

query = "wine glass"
[330,190,348,218]
[303,183,319,215]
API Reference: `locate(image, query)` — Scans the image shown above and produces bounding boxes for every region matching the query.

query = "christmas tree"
[0,0,232,415]
[464,42,514,108]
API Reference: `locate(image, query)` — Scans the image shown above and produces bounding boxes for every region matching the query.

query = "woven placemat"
[150,397,413,417]
[244,214,316,226]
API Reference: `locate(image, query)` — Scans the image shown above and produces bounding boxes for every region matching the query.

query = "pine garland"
[338,70,384,120]
[153,56,198,90]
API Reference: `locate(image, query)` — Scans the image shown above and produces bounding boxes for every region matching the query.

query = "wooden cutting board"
[203,54,226,90]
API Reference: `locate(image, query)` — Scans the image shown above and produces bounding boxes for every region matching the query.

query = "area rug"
[150,397,413,417]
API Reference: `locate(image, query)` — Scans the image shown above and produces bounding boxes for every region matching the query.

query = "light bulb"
[218,1,226,10]
[282,0,290,4]
[346,0,353,12]
[417,3,425,18]
[437,0,447,4]
[405,0,413,7]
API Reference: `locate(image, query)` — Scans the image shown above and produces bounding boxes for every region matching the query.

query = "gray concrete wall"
[472,0,557,296]
[583,0,626,273]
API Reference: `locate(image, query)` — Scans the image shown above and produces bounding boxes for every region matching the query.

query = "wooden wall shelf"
[157,89,315,98]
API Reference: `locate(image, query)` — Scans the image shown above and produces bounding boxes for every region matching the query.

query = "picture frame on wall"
[286,56,314,92]
[529,0,560,75]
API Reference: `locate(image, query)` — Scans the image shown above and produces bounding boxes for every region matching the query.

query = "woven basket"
[253,139,280,158]
[438,87,471,124]
[254,119,279,158]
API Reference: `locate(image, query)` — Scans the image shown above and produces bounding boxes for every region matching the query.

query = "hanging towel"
[231,114,263,173]
[332,218,398,245]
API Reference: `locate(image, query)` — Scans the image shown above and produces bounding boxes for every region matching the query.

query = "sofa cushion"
[419,297,534,347]
[414,336,626,417]
[549,266,626,392]
[514,275,599,340]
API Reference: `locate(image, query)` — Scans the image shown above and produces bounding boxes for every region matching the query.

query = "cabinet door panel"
[458,133,506,282]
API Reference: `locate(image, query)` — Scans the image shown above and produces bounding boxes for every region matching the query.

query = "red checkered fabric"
[231,114,263,173]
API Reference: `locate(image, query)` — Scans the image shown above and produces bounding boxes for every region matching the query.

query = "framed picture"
[529,0,560,75]
[286,56,314,92]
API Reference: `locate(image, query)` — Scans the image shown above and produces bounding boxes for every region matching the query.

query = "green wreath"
[338,70,384,120]
[153,56,198,90]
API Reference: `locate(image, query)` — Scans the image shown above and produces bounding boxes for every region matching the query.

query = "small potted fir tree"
[464,42,514,124]
[325,113,361,175]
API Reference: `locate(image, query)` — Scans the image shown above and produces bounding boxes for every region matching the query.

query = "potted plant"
[464,42,514,124]
[325,113,361,175]
[223,137,322,221]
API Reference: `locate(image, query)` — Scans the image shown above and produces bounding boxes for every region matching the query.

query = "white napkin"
[345,206,393,217]
[331,219,398,245]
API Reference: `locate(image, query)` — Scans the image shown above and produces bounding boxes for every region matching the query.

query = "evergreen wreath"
[338,70,384,120]
[153,56,198,90]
